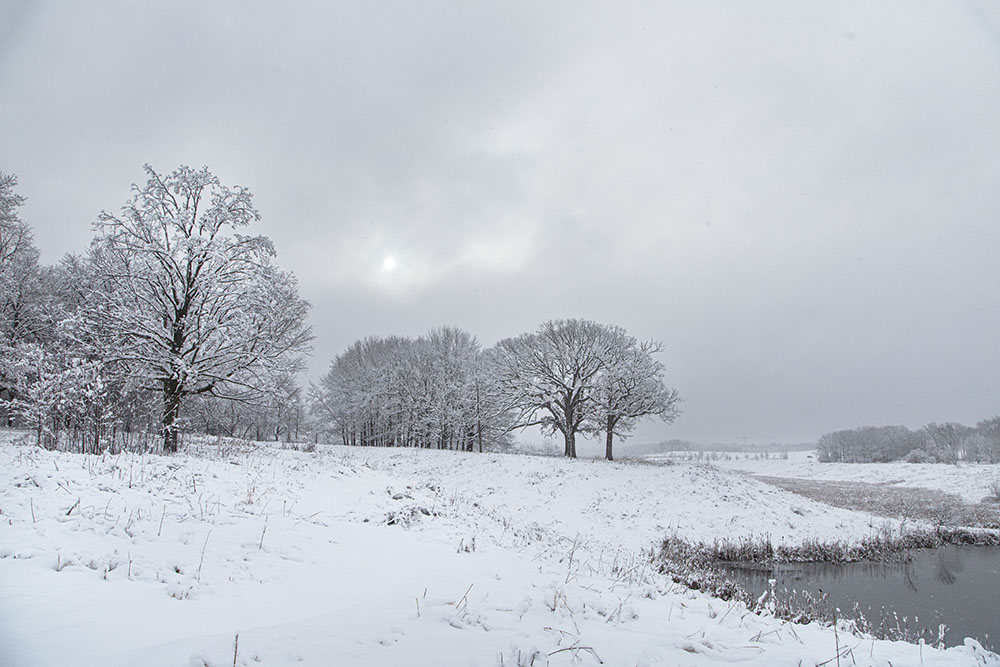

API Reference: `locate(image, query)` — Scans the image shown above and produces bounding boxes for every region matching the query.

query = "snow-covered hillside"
[1,435,995,666]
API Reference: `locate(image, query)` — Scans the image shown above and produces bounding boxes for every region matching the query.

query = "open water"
[725,545,1000,649]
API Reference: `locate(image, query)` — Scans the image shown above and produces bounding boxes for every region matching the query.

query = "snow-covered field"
[659,450,1000,505]
[2,433,996,667]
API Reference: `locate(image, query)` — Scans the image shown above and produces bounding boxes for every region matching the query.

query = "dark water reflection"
[725,545,1000,649]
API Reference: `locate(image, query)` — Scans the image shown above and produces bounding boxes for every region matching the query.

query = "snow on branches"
[316,319,681,459]
[313,327,513,452]
[84,165,312,452]
[491,319,680,459]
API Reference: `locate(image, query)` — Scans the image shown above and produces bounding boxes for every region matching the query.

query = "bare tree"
[594,335,680,461]
[492,319,622,458]
[923,422,971,463]
[971,417,1000,463]
[85,165,312,452]
[818,425,927,463]
[0,172,30,273]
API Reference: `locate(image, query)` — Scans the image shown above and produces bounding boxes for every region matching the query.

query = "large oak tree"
[492,319,620,458]
[86,165,312,452]
[492,319,680,459]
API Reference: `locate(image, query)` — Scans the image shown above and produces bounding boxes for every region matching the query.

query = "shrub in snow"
[385,505,435,527]
[987,478,1000,504]
[904,448,934,464]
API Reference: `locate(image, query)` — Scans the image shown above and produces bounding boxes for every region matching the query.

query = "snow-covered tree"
[471,347,517,453]
[313,328,513,451]
[969,417,1000,463]
[417,327,481,450]
[188,371,307,442]
[963,432,997,464]
[491,319,623,458]
[1,172,35,353]
[7,337,150,452]
[922,422,970,463]
[0,242,44,345]
[593,335,680,461]
[0,172,54,424]
[0,172,31,276]
[85,165,312,452]
[314,335,404,447]
[816,425,925,463]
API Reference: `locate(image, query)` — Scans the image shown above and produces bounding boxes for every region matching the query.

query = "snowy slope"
[1,436,995,667]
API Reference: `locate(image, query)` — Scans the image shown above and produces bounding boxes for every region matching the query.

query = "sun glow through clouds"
[382,255,397,272]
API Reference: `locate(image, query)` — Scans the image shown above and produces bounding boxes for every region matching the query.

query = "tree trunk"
[562,399,577,458]
[605,416,616,461]
[564,430,577,458]
[162,381,181,453]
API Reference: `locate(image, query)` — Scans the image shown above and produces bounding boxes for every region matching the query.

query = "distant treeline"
[817,419,1000,463]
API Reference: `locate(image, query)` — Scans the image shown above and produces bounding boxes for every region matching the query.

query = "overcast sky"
[2,1,999,448]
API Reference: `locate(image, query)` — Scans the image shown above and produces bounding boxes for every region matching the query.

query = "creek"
[725,545,1000,649]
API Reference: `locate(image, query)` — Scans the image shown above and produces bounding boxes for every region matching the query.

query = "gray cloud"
[3,0,1000,445]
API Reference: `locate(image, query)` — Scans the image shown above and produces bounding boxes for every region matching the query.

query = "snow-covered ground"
[653,450,1000,505]
[1,433,996,667]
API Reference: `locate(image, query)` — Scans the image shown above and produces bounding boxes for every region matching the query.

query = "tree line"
[1,166,681,459]
[817,419,1000,464]
[311,319,681,459]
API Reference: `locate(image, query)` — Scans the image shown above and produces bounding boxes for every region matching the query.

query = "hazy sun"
[382,255,397,272]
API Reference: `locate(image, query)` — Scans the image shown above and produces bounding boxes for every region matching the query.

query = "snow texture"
[1,433,996,667]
